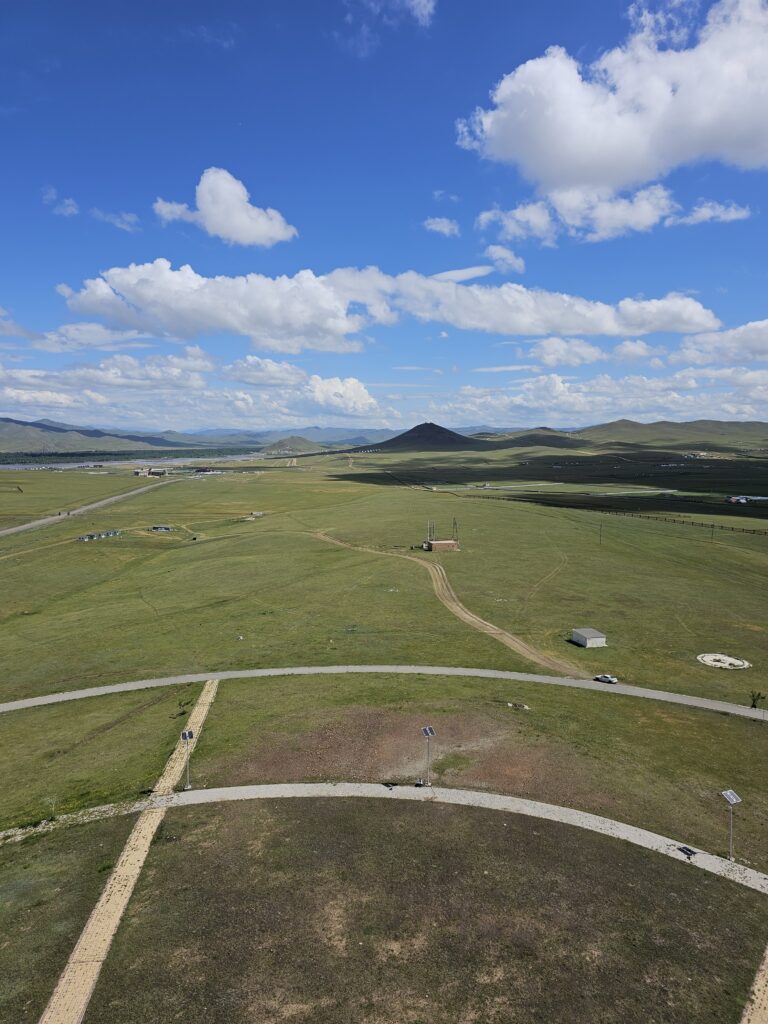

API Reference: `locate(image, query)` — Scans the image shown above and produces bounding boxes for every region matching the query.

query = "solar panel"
[421,726,435,737]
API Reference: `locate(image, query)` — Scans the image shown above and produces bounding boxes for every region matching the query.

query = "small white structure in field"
[572,627,606,648]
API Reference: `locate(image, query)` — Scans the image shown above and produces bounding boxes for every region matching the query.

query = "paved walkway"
[1,663,762,720]
[141,783,768,895]
[0,477,178,539]
[37,680,219,1024]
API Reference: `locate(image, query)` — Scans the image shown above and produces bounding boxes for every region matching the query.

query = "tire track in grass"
[312,531,584,677]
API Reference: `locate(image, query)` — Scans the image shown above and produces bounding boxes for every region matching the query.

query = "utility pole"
[182,729,194,790]
[421,725,436,786]
[720,789,741,861]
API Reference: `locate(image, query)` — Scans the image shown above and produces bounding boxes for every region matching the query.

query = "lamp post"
[720,789,742,861]
[421,726,436,787]
[181,729,194,791]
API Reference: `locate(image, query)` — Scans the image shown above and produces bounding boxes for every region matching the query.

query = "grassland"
[0,815,135,1024]
[193,673,768,869]
[1,454,766,703]
[0,684,202,830]
[0,469,157,530]
[85,800,768,1024]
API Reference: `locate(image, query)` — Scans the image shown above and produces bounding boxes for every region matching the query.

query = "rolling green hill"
[576,418,768,448]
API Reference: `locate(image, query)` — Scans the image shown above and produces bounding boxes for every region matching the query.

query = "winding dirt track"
[743,945,768,1024]
[313,531,585,676]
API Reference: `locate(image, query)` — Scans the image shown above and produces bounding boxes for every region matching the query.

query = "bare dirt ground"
[742,944,768,1024]
[313,531,584,676]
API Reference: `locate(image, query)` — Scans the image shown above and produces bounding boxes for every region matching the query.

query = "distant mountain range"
[0,414,766,456]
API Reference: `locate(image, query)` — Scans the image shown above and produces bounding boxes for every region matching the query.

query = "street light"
[720,789,742,861]
[421,726,436,787]
[181,729,194,791]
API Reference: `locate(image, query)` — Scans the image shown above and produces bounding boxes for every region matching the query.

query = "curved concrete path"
[10,783,765,896]
[0,477,178,539]
[1,663,762,720]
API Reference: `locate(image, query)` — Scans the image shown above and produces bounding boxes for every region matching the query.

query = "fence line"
[460,493,768,536]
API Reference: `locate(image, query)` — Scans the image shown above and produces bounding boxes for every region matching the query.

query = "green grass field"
[193,673,768,870]
[85,800,768,1024]
[0,469,157,530]
[0,815,135,1024]
[0,685,202,830]
[1,441,767,1022]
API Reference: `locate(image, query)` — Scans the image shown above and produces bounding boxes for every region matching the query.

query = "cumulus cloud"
[613,338,663,359]
[430,266,492,283]
[433,364,768,424]
[154,167,297,247]
[458,0,768,194]
[477,203,556,246]
[529,337,606,367]
[462,0,766,244]
[423,216,460,237]
[34,323,154,353]
[0,307,35,340]
[223,355,308,387]
[550,184,679,241]
[306,374,378,414]
[666,199,752,226]
[90,208,140,233]
[61,258,721,355]
[674,318,768,363]
[483,244,525,273]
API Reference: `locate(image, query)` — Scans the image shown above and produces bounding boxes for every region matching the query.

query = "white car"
[594,674,618,684]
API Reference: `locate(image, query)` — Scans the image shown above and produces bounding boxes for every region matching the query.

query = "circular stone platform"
[697,653,752,670]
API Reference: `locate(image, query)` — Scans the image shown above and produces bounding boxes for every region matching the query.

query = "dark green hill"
[578,419,768,448]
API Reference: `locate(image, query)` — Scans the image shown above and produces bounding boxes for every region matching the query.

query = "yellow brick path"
[37,679,218,1024]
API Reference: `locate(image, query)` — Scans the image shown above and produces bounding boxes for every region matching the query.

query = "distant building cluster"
[78,530,120,542]
[133,467,168,477]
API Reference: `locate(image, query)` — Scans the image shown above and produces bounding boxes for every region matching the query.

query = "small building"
[151,525,172,533]
[572,628,606,648]
[133,467,149,477]
[423,539,460,551]
[148,467,168,477]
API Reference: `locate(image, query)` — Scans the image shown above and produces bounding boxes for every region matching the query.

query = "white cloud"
[614,338,662,359]
[472,364,540,372]
[666,199,752,226]
[0,307,34,339]
[477,202,556,246]
[62,258,721,356]
[423,216,460,237]
[430,266,492,283]
[154,167,297,247]
[529,337,606,367]
[42,187,79,217]
[457,0,768,195]
[550,184,679,241]
[65,259,365,354]
[433,189,459,202]
[483,244,525,273]
[224,354,379,414]
[223,355,308,387]
[306,374,378,414]
[35,323,153,353]
[674,318,768,364]
[54,197,79,217]
[90,208,140,233]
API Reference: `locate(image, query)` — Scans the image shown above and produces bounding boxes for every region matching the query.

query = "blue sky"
[1,0,767,430]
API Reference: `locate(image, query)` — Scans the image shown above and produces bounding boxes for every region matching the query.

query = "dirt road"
[314,530,584,676]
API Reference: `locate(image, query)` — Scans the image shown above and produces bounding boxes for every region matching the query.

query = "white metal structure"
[572,628,606,648]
